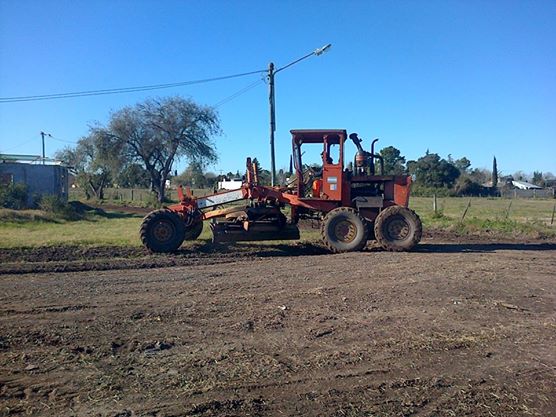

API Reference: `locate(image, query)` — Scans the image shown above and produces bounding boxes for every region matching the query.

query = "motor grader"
[140,129,422,253]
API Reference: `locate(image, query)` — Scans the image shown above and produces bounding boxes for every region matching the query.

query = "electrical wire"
[0,69,266,103]
[213,79,264,108]
[0,138,37,152]
[50,136,77,144]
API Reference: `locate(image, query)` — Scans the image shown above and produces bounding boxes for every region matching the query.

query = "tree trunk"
[155,182,165,203]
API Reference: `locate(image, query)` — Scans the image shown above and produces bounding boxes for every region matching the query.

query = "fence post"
[131,189,134,201]
[433,194,437,215]
[505,199,513,219]
[551,203,555,226]
[461,199,471,222]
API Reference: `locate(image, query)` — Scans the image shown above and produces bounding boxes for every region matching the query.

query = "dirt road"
[1,241,555,416]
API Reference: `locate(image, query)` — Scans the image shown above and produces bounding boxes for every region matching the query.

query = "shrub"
[38,195,82,220]
[454,177,498,197]
[0,183,28,209]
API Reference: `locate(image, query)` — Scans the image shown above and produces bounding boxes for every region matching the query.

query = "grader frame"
[140,129,422,253]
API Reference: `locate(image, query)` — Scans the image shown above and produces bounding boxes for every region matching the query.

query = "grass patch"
[410,197,556,239]
[0,210,144,248]
[0,208,60,223]
[1,197,554,249]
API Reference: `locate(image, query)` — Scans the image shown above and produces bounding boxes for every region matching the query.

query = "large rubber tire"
[184,221,203,240]
[321,207,368,253]
[374,206,422,251]
[140,209,186,253]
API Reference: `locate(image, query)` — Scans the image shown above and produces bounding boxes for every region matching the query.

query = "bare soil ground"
[1,237,555,416]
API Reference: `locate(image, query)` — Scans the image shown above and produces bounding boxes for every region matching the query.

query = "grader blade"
[211,222,300,243]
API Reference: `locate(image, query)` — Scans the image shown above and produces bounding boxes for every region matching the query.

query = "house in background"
[0,154,69,207]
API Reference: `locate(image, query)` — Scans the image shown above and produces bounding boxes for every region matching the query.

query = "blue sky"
[1,0,554,176]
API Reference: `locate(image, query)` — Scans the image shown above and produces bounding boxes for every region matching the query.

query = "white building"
[217,178,243,190]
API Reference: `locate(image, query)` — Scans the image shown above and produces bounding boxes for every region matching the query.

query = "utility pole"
[40,131,52,165]
[268,43,332,187]
[268,62,276,186]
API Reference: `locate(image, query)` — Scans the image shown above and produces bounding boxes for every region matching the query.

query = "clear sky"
[1,0,554,176]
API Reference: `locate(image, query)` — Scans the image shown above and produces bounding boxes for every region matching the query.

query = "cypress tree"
[492,156,498,188]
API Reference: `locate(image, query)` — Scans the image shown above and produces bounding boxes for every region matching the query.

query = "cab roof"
[290,129,347,144]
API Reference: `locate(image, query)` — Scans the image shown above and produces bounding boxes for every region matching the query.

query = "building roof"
[0,154,64,165]
[511,180,543,190]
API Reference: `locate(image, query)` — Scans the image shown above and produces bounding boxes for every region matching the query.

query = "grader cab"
[140,129,422,253]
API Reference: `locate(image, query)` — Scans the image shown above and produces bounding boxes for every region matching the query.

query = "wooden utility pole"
[40,131,51,165]
[267,44,331,188]
[268,62,276,187]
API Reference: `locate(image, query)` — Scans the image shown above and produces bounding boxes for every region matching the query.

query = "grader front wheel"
[374,206,422,251]
[321,207,368,253]
[140,209,186,253]
[184,221,203,240]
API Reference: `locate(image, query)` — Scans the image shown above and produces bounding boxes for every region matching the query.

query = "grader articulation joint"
[140,129,422,253]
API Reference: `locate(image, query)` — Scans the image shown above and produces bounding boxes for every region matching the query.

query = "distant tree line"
[55,95,552,202]
[379,147,554,196]
[175,145,554,198]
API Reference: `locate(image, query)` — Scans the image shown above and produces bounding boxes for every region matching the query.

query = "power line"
[213,79,264,108]
[0,138,37,152]
[0,69,266,103]
[50,135,77,144]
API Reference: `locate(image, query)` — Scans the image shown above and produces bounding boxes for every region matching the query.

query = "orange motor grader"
[140,129,422,253]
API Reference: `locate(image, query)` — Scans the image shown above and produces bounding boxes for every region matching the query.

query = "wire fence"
[411,196,556,225]
[69,187,213,203]
[499,188,554,199]
[68,188,556,226]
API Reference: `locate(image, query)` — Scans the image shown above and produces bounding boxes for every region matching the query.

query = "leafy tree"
[115,163,150,188]
[379,146,406,175]
[532,171,544,187]
[407,153,460,188]
[276,168,289,186]
[204,172,218,189]
[174,162,207,188]
[56,133,120,199]
[252,158,271,185]
[512,170,528,182]
[468,168,491,185]
[98,96,220,202]
[454,157,471,173]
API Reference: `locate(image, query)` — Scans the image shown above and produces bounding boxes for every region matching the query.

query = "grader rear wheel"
[321,207,368,253]
[374,206,422,251]
[140,209,186,253]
